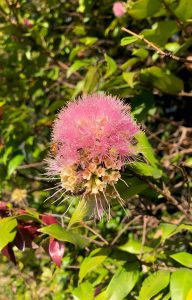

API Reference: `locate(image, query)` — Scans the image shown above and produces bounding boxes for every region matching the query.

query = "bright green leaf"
[120,36,138,46]
[73,281,94,300]
[170,268,192,300]
[129,0,162,19]
[170,252,192,268]
[106,262,139,300]
[104,54,117,79]
[0,217,18,251]
[7,155,24,177]
[119,239,153,254]
[123,72,136,88]
[138,270,170,300]
[39,224,88,248]
[68,200,88,229]
[175,0,192,21]
[79,248,110,282]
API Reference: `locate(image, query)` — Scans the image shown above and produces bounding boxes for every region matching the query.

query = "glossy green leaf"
[0,217,18,251]
[122,72,136,88]
[170,252,192,268]
[138,271,170,300]
[140,67,184,93]
[117,177,147,199]
[73,281,94,300]
[130,161,162,178]
[175,0,192,21]
[120,36,138,46]
[119,239,153,254]
[104,54,117,79]
[68,200,88,229]
[160,223,177,241]
[106,262,139,300]
[79,248,110,282]
[135,131,159,167]
[39,224,88,248]
[83,66,98,93]
[7,154,24,176]
[170,268,192,300]
[129,0,162,19]
[67,59,93,78]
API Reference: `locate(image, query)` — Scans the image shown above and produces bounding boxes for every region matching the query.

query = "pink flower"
[113,2,126,17]
[23,18,33,28]
[46,93,139,219]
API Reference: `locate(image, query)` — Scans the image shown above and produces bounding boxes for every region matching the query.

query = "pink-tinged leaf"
[14,229,25,251]
[49,237,65,267]
[1,244,16,265]
[0,201,7,210]
[17,224,39,248]
[41,214,58,225]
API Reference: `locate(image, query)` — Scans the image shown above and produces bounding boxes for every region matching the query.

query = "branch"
[121,27,192,63]
[129,170,192,222]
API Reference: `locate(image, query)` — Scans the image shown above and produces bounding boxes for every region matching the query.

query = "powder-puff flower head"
[113,2,126,17]
[46,94,139,219]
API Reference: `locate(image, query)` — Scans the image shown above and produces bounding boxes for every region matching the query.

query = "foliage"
[0,0,192,299]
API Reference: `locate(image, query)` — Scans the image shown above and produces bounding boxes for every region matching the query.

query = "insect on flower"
[45,93,140,219]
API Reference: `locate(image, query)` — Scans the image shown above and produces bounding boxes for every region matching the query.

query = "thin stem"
[121,27,192,63]
[81,221,109,245]
[129,170,192,222]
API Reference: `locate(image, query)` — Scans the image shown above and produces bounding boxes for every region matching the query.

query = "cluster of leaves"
[0,0,192,299]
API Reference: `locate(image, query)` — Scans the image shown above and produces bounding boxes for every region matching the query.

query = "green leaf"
[68,200,88,229]
[0,217,18,251]
[79,248,110,282]
[160,223,177,241]
[135,131,159,167]
[83,66,98,93]
[140,67,184,94]
[104,54,117,79]
[131,91,155,121]
[119,239,153,254]
[120,36,138,46]
[106,262,139,300]
[175,0,192,21]
[138,270,170,300]
[159,223,192,242]
[128,0,162,19]
[122,72,136,88]
[130,162,162,179]
[39,224,88,248]
[170,252,192,268]
[117,177,147,199]
[170,268,192,300]
[73,281,94,300]
[80,37,98,46]
[7,154,24,177]
[141,21,178,47]
[67,59,93,78]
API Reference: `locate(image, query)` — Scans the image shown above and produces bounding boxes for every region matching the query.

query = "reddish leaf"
[49,237,65,267]
[41,214,58,225]
[0,201,7,210]
[1,244,16,265]
[14,229,25,251]
[17,224,39,248]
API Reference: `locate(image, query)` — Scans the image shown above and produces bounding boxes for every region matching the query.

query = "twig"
[121,27,192,63]
[129,170,192,222]
[161,0,187,35]
[17,162,45,169]
[110,215,141,246]
[81,221,109,245]
[139,216,148,259]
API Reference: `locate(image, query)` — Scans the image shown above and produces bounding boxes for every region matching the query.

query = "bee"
[50,143,58,156]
